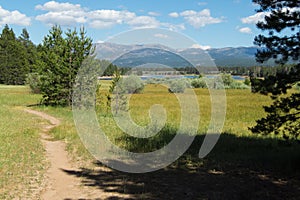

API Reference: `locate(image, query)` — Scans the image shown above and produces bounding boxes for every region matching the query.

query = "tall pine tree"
[0,25,29,85]
[250,0,300,140]
[19,28,38,73]
[39,26,94,106]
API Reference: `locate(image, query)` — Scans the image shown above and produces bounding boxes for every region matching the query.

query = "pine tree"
[39,26,94,106]
[250,0,300,140]
[0,25,29,85]
[19,28,38,73]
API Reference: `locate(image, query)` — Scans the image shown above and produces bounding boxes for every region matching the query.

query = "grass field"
[35,82,300,172]
[1,83,300,199]
[0,85,46,199]
[34,83,271,155]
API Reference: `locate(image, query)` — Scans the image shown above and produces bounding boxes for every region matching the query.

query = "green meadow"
[1,83,300,199]
[0,86,45,199]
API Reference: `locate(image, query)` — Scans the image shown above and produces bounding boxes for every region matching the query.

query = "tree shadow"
[62,133,300,200]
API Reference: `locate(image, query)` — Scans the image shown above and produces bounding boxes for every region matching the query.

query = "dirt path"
[24,109,105,200]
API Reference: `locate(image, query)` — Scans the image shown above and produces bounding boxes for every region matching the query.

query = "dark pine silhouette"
[250,0,300,140]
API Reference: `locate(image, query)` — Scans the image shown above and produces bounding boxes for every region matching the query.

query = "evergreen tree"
[19,28,38,73]
[250,0,300,140]
[39,26,94,106]
[0,25,29,85]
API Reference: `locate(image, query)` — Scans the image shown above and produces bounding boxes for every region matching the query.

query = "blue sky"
[0,0,266,48]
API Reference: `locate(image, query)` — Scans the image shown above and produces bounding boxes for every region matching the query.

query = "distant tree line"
[0,25,37,85]
[98,60,130,76]
[174,65,295,78]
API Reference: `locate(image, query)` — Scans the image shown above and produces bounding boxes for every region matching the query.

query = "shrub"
[26,73,42,94]
[244,77,251,86]
[191,78,207,88]
[182,78,193,88]
[204,77,224,89]
[120,75,144,94]
[221,73,234,86]
[228,81,250,89]
[204,75,250,89]
[168,79,187,93]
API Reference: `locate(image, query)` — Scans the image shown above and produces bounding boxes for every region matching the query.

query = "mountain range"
[95,42,273,67]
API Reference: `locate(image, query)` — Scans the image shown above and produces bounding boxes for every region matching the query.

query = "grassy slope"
[0,85,45,199]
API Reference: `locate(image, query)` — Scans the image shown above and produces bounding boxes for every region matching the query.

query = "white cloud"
[35,1,82,12]
[86,10,136,28]
[180,9,223,28]
[239,27,252,34]
[35,11,86,26]
[96,40,104,43]
[148,11,160,16]
[191,44,211,50]
[181,10,198,16]
[89,20,116,29]
[127,16,160,28]
[169,12,179,18]
[35,1,88,26]
[162,23,185,31]
[0,6,31,26]
[241,12,268,24]
[198,2,208,6]
[87,10,135,21]
[154,33,169,39]
[34,1,223,31]
[35,1,164,29]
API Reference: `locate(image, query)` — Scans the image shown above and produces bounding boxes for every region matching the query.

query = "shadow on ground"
[63,133,300,200]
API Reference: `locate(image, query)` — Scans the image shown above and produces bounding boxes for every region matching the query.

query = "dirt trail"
[24,109,106,200]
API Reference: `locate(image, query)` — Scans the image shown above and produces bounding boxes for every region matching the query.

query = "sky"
[0,0,266,49]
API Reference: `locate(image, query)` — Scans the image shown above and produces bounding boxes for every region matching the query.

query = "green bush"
[145,75,250,91]
[221,73,234,86]
[191,78,207,88]
[168,79,187,93]
[26,73,42,94]
[228,81,250,89]
[120,75,144,94]
[203,77,223,89]
[244,77,251,86]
